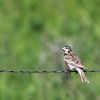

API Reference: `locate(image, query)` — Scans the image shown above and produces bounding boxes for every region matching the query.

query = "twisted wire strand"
[0,69,99,74]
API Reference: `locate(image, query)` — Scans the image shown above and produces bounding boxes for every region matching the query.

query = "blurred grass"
[0,0,100,100]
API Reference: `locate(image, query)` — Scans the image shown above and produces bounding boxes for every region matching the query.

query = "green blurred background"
[0,0,100,100]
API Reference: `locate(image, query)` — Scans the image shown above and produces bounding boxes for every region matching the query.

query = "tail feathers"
[76,68,89,83]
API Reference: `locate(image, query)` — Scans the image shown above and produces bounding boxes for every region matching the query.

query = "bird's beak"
[61,47,65,50]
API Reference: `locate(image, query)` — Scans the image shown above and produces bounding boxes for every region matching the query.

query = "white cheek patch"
[65,49,69,54]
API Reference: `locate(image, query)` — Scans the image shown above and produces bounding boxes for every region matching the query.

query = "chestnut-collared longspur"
[62,46,89,83]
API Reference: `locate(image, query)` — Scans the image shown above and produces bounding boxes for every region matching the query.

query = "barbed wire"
[0,69,99,74]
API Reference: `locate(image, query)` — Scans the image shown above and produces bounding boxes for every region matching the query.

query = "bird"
[62,46,89,83]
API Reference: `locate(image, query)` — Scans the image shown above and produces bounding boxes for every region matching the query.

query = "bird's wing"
[67,52,85,69]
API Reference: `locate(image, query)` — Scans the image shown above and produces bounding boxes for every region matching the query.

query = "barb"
[0,69,99,74]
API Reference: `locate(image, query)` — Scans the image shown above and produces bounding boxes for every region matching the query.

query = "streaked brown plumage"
[62,46,89,83]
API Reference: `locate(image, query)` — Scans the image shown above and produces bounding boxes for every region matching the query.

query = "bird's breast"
[67,64,75,70]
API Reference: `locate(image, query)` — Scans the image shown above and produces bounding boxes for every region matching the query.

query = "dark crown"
[64,46,72,51]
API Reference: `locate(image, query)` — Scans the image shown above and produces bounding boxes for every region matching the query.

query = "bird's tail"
[76,68,89,83]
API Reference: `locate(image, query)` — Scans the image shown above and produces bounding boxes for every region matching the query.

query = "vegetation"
[0,0,100,100]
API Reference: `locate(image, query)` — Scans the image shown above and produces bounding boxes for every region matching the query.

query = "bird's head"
[62,46,72,54]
